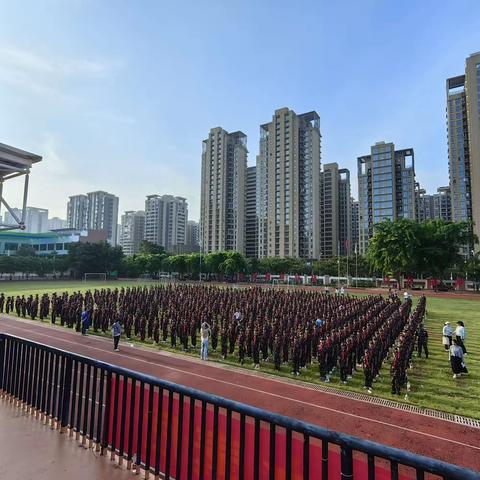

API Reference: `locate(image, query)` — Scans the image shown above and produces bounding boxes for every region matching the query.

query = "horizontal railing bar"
[0,332,477,480]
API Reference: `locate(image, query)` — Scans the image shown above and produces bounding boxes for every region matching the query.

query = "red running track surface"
[1,315,479,473]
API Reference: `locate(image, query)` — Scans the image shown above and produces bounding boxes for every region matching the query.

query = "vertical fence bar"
[17,343,26,404]
[46,351,55,420]
[285,428,292,480]
[176,393,184,480]
[95,368,105,447]
[368,454,375,480]
[0,335,5,393]
[154,387,163,477]
[416,468,425,480]
[199,400,207,480]
[187,397,195,480]
[164,390,174,480]
[303,433,309,480]
[6,339,14,397]
[21,343,30,405]
[269,424,276,480]
[322,440,328,480]
[225,409,232,480]
[111,372,120,459]
[137,381,146,473]
[212,405,219,479]
[76,361,85,435]
[118,375,128,462]
[127,378,137,468]
[145,384,155,476]
[61,356,73,432]
[254,418,260,480]
[11,340,19,400]
[69,359,78,434]
[51,353,60,425]
[40,350,49,415]
[239,413,246,480]
[56,354,66,426]
[391,460,399,480]
[30,348,45,415]
[341,446,353,480]
[88,366,98,443]
[82,364,91,440]
[101,369,112,455]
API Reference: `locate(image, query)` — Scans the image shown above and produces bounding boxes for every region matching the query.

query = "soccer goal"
[83,273,107,283]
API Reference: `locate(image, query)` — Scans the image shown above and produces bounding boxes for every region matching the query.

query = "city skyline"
[2,1,480,220]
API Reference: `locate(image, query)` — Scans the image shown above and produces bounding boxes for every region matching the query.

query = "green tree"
[16,245,36,257]
[219,251,247,276]
[66,242,124,278]
[139,241,166,255]
[366,219,421,284]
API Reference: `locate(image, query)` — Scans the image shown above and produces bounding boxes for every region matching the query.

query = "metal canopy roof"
[0,142,42,179]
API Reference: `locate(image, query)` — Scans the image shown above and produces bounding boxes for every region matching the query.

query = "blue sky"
[1,0,480,220]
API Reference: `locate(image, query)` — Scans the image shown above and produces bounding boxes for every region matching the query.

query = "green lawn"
[0,280,478,418]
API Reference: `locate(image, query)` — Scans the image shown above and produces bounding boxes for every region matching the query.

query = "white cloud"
[0,45,123,102]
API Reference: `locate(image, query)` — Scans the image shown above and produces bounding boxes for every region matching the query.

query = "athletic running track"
[0,315,478,473]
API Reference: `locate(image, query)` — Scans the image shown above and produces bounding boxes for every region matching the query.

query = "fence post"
[0,336,5,395]
[341,445,353,480]
[60,357,73,433]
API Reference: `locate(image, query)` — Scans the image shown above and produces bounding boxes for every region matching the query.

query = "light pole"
[355,243,358,289]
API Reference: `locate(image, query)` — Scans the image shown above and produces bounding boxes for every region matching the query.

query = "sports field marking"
[2,320,479,452]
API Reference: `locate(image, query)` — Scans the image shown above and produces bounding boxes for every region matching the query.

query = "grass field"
[0,280,478,418]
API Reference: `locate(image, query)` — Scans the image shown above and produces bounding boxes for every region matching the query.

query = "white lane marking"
[2,320,479,452]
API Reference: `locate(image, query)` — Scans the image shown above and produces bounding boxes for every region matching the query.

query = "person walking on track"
[112,319,121,352]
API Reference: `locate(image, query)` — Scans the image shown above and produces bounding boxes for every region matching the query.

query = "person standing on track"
[200,321,211,360]
[111,319,121,352]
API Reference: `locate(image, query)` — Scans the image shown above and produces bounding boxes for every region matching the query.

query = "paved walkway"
[1,315,479,473]
[0,400,132,480]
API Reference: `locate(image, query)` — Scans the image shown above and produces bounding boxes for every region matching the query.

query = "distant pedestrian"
[200,321,211,360]
[111,320,121,351]
[455,321,467,354]
[442,322,453,350]
[81,309,90,336]
[449,339,467,379]
[417,325,429,358]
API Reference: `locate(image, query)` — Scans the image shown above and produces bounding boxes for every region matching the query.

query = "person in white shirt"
[200,322,211,360]
[442,322,453,350]
[455,321,467,354]
[403,291,410,301]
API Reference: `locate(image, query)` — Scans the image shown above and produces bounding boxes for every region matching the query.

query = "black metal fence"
[0,333,477,480]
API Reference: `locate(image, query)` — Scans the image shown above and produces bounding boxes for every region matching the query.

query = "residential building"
[256,108,321,259]
[200,128,246,254]
[120,211,145,256]
[245,165,257,258]
[416,185,452,223]
[25,207,49,233]
[447,52,480,250]
[350,199,359,254]
[338,169,352,256]
[186,220,200,252]
[357,142,416,253]
[145,195,187,252]
[48,217,68,230]
[320,163,351,257]
[433,186,452,222]
[67,195,88,230]
[84,191,119,245]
